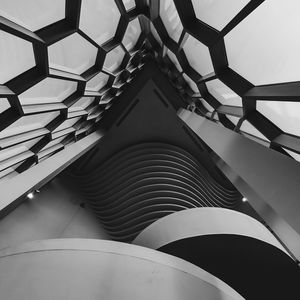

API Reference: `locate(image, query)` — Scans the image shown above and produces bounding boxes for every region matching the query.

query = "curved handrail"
[0,239,243,300]
[133,207,288,255]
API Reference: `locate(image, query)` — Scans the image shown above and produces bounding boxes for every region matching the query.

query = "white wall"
[0,177,109,250]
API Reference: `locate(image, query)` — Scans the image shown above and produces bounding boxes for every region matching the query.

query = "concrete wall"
[0,177,109,250]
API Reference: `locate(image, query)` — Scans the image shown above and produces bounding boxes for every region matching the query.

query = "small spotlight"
[27,192,34,199]
[242,197,247,202]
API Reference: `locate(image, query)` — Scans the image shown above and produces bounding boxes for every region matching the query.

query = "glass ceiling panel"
[86,72,110,91]
[257,101,300,137]
[213,113,219,121]
[122,0,136,11]
[103,46,126,73]
[88,108,102,120]
[0,0,65,31]
[19,78,77,105]
[0,150,33,172]
[53,117,81,132]
[150,23,162,46]
[0,30,35,84]
[0,144,28,163]
[160,0,183,42]
[23,136,43,149]
[70,97,95,110]
[38,153,54,163]
[227,115,240,126]
[41,136,66,151]
[183,35,214,76]
[284,148,300,163]
[206,79,242,106]
[48,33,98,75]
[226,0,300,85]
[240,120,269,141]
[0,98,10,114]
[80,0,121,46]
[122,18,142,51]
[191,0,249,31]
[201,100,214,112]
[0,111,60,139]
[166,49,182,72]
[0,161,23,181]
[183,74,198,92]
[38,144,64,159]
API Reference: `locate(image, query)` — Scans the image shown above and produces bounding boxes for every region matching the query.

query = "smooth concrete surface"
[0,238,243,300]
[0,178,109,250]
[133,207,289,255]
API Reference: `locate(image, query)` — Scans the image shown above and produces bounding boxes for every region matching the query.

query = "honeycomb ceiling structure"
[148,0,300,164]
[1,0,300,183]
[0,0,148,181]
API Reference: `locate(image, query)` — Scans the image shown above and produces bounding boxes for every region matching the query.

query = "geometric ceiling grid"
[0,0,148,182]
[1,0,300,184]
[147,0,300,164]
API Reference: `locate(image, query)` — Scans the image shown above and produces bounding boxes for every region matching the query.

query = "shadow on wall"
[0,176,109,250]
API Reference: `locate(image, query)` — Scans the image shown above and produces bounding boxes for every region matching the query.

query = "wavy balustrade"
[70,142,241,241]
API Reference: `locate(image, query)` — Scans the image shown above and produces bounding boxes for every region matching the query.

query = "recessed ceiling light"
[242,197,247,202]
[27,192,34,199]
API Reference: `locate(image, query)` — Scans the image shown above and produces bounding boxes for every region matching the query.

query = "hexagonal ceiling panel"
[122,18,142,52]
[79,0,121,46]
[257,101,300,137]
[0,98,10,114]
[122,0,136,11]
[183,34,214,76]
[240,121,268,142]
[70,97,95,110]
[0,0,65,31]
[19,78,77,105]
[0,111,60,140]
[0,30,35,84]
[150,23,162,46]
[166,49,182,72]
[225,0,300,85]
[191,0,250,31]
[201,100,214,113]
[206,79,242,106]
[48,33,98,74]
[284,149,300,163]
[103,46,126,73]
[160,0,183,42]
[86,72,110,91]
[183,74,198,93]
